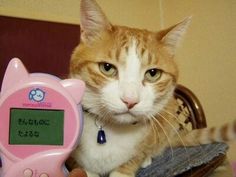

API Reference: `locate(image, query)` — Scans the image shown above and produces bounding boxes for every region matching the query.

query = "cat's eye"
[99,62,117,77]
[145,68,162,82]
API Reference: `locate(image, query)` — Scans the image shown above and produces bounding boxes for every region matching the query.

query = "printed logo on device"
[29,88,45,102]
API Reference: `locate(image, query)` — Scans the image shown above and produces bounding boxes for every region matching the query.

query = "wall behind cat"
[162,0,236,127]
[0,0,80,24]
[162,0,236,162]
[0,0,162,30]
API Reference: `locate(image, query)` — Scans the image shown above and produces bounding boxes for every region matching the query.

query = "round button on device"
[23,169,33,177]
[40,173,49,177]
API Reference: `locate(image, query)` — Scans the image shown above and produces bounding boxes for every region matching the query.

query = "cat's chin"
[112,112,142,124]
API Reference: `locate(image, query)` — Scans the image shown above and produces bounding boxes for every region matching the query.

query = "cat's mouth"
[112,111,144,124]
[114,110,135,116]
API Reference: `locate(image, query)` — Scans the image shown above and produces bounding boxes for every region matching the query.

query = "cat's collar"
[83,108,139,125]
[83,108,139,144]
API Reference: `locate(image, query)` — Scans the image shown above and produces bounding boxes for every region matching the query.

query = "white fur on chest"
[72,114,147,175]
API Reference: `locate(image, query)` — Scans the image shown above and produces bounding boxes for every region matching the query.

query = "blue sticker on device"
[29,88,45,102]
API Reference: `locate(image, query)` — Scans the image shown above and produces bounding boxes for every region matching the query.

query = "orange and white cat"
[68,0,236,176]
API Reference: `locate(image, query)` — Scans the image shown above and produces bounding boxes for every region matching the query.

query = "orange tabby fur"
[68,0,235,176]
[70,25,178,97]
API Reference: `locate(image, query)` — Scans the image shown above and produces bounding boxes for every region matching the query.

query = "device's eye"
[99,63,117,77]
[145,68,162,82]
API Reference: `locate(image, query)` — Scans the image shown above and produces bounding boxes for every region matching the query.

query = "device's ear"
[60,79,85,104]
[1,58,29,95]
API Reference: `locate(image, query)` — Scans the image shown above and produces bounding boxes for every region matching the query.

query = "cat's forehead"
[112,26,157,47]
[107,26,162,66]
[74,26,178,76]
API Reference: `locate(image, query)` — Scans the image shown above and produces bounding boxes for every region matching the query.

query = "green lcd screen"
[9,108,64,145]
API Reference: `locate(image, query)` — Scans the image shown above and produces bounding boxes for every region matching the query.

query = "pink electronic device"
[0,58,85,177]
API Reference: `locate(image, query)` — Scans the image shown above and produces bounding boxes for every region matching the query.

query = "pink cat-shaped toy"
[0,58,85,177]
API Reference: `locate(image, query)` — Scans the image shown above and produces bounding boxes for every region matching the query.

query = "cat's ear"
[80,0,112,43]
[1,58,29,95]
[157,17,191,56]
[60,79,85,104]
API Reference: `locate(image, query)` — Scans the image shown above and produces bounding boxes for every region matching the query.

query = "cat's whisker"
[149,118,159,145]
[162,108,206,146]
[157,112,191,167]
[161,109,208,166]
[158,112,187,146]
[149,115,174,159]
[96,106,113,124]
[102,99,127,115]
[162,108,182,124]
[84,103,113,124]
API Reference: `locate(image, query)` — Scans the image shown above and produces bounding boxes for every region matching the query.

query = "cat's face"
[70,0,190,124]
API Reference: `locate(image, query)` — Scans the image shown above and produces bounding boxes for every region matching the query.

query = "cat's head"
[70,0,191,124]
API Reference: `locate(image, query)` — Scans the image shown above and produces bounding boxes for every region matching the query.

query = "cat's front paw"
[141,156,152,168]
[110,171,134,177]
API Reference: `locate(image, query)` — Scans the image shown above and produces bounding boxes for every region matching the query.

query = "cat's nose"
[121,97,139,109]
[120,81,140,109]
